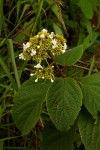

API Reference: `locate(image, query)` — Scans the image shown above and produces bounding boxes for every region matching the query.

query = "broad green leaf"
[42,122,77,150]
[56,45,83,66]
[46,78,82,132]
[78,0,93,19]
[80,74,100,120]
[78,109,100,150]
[12,77,51,135]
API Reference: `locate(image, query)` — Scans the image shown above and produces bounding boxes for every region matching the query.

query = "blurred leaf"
[0,55,17,90]
[56,45,83,66]
[14,32,26,42]
[78,0,93,19]
[71,0,80,4]
[53,23,63,36]
[78,109,100,150]
[78,32,86,45]
[0,105,2,123]
[46,78,82,131]
[12,77,51,135]
[85,20,92,34]
[83,32,98,51]
[42,122,77,150]
[7,39,21,89]
[19,4,30,23]
[0,0,3,35]
[0,141,3,150]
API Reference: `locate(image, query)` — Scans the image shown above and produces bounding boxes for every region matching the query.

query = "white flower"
[52,39,57,45]
[62,49,66,53]
[30,73,35,76]
[48,32,54,39]
[52,45,58,49]
[30,49,36,56]
[62,43,67,53]
[35,78,38,82]
[52,39,58,49]
[34,63,43,69]
[19,53,25,60]
[37,45,40,49]
[63,43,67,50]
[40,34,45,38]
[23,42,30,51]
[42,29,48,32]
[51,79,54,82]
[36,35,39,38]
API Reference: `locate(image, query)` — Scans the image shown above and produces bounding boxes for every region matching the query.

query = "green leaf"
[56,45,83,66]
[78,0,93,19]
[46,78,82,132]
[53,23,63,36]
[78,109,100,150]
[71,0,80,4]
[0,55,17,90]
[0,0,3,35]
[80,74,100,120]
[0,141,3,150]
[83,32,98,51]
[12,77,51,135]
[42,122,77,150]
[0,105,2,123]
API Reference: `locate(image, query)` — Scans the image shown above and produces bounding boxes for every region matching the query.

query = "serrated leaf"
[78,0,93,19]
[12,77,51,135]
[78,109,100,150]
[80,74,100,120]
[42,122,77,150]
[46,78,82,132]
[56,45,83,66]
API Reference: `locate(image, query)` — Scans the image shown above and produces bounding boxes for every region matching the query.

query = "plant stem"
[48,52,66,78]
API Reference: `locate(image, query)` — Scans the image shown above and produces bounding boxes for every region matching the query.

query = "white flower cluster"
[19,28,67,82]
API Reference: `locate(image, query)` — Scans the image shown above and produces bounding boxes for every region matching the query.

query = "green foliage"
[80,74,100,120]
[12,77,51,135]
[46,78,82,131]
[0,0,100,149]
[78,0,93,19]
[42,122,77,150]
[78,109,100,150]
[0,0,3,35]
[56,45,83,66]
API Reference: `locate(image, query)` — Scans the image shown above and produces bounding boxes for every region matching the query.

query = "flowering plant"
[12,29,84,135]
[19,29,67,82]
